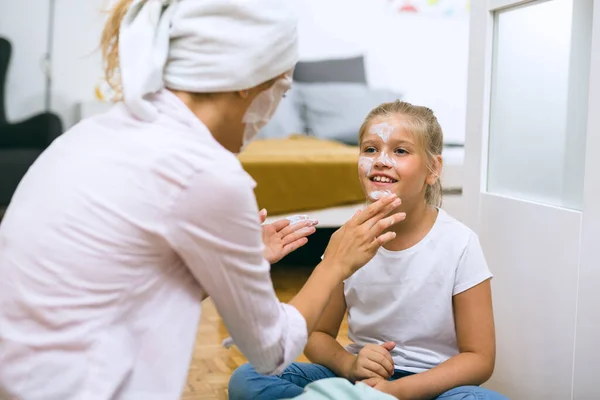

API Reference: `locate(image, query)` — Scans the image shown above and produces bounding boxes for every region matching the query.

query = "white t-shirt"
[344,208,492,373]
[0,90,307,400]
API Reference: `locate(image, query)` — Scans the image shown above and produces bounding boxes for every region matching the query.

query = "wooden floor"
[181,265,350,400]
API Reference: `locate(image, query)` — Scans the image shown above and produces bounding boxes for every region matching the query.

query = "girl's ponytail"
[426,179,442,208]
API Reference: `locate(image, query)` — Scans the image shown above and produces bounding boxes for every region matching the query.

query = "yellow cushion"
[238,135,365,216]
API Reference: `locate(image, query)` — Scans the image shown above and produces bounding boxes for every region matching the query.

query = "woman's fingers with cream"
[279,218,318,238]
[285,214,310,225]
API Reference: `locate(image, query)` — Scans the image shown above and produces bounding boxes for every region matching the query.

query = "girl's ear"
[426,155,443,185]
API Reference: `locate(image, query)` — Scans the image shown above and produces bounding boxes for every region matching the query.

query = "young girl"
[228,101,508,400]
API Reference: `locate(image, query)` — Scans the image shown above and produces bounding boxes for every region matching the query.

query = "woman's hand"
[323,194,405,280]
[260,209,318,264]
[348,342,396,382]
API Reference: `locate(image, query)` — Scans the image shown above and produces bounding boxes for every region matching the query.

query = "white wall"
[50,0,110,130]
[0,0,108,127]
[0,0,50,122]
[297,0,471,144]
[2,0,470,143]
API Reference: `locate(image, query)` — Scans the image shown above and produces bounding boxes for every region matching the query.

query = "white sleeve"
[453,233,493,296]
[164,166,307,375]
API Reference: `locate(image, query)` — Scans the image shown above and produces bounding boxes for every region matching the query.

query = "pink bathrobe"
[0,90,307,400]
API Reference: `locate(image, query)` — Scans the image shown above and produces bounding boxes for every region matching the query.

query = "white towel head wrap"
[118,0,299,121]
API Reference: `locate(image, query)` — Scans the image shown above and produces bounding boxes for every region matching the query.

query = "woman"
[0,0,405,399]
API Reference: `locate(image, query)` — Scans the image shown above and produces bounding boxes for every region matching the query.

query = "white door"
[464,0,600,399]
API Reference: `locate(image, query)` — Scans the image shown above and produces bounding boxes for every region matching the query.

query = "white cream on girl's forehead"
[369,122,396,143]
[358,156,374,177]
[369,189,393,200]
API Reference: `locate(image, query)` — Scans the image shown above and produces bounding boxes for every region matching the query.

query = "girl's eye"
[364,147,377,153]
[395,148,409,155]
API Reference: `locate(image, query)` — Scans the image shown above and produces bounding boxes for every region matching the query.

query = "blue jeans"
[228,362,509,400]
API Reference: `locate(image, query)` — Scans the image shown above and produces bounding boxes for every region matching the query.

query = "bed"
[238,135,465,227]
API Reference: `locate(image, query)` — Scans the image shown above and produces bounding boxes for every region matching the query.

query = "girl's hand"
[348,341,396,381]
[359,377,399,397]
[323,194,405,280]
[260,209,318,264]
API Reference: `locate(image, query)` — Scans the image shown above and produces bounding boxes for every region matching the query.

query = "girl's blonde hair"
[100,0,135,100]
[358,100,444,207]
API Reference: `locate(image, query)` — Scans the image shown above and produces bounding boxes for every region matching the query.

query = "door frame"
[463,0,600,397]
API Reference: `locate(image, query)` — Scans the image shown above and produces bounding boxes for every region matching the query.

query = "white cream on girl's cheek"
[359,156,374,177]
[369,189,393,201]
[369,122,396,143]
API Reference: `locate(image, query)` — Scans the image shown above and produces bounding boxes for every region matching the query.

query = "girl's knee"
[228,363,260,400]
[437,386,509,400]
[229,362,310,400]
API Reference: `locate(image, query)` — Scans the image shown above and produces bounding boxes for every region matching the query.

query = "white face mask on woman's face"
[240,74,293,152]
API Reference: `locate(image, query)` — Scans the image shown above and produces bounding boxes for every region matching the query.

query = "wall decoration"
[388,0,469,17]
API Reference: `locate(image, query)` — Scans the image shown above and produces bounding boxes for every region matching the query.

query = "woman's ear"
[238,90,249,99]
[426,155,443,185]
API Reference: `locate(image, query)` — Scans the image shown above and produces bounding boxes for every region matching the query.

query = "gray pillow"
[296,82,402,145]
[256,86,306,139]
[293,56,366,84]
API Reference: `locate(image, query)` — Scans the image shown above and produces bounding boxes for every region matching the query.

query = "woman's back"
[0,91,251,399]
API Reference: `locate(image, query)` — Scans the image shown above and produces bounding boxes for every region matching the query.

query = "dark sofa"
[0,37,63,207]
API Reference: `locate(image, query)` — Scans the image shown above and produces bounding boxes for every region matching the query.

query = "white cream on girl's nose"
[367,122,398,168]
[375,151,395,167]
